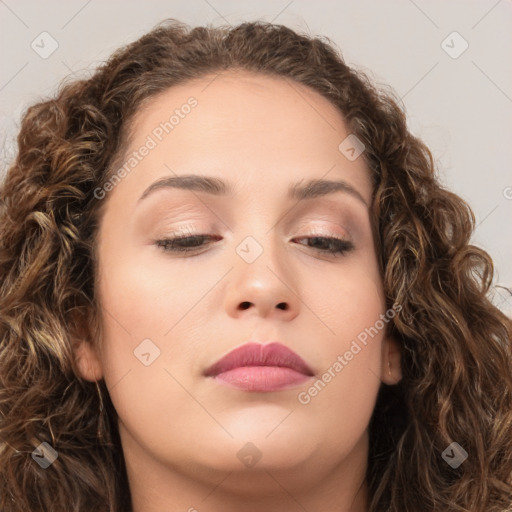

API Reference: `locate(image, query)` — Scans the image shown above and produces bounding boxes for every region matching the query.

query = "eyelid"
[152,205,359,240]
[294,220,353,240]
[158,221,354,242]
[161,226,351,241]
[163,224,204,237]
[290,201,359,228]
[296,226,348,237]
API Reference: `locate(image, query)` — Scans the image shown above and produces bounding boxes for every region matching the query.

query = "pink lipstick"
[204,342,315,392]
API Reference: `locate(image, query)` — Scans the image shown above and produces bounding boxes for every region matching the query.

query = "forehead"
[132,70,345,139]
[108,69,372,207]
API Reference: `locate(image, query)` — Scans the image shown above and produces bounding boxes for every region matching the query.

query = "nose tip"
[225,246,300,321]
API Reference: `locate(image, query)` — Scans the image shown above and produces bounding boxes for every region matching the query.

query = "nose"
[223,236,300,321]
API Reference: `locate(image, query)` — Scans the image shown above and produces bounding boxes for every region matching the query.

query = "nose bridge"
[234,228,285,288]
[231,195,282,267]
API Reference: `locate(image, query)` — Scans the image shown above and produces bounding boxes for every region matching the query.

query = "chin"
[193,427,320,472]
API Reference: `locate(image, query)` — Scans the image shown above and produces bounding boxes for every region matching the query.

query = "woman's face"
[77,70,401,502]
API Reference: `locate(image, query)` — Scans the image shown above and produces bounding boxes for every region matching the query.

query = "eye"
[155,234,354,257]
[155,235,218,253]
[293,236,354,256]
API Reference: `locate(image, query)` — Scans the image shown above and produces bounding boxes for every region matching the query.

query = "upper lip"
[204,342,315,377]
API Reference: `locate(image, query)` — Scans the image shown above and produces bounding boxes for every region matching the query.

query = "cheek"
[295,263,386,442]
[95,252,207,446]
[301,254,385,341]
[98,240,215,336]
[296,350,382,458]
[96,246,221,385]
[298,255,386,403]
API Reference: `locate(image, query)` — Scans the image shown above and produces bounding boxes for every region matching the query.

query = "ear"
[74,340,104,381]
[381,335,402,385]
[69,310,104,382]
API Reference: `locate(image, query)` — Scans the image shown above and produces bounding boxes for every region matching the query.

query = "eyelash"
[154,234,354,257]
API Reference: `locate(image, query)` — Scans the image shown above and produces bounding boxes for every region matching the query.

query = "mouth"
[203,342,315,392]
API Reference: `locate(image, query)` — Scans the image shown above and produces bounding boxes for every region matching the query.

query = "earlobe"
[69,310,104,382]
[74,340,104,381]
[382,336,403,385]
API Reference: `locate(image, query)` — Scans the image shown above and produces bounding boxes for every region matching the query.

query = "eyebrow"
[137,174,368,207]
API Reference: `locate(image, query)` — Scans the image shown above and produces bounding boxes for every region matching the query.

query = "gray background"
[1,0,511,315]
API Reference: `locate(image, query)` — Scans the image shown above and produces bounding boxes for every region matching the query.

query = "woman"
[0,18,511,512]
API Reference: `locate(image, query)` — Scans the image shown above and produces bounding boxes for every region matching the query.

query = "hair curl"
[1,18,511,512]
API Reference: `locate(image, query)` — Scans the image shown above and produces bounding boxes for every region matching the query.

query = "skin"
[75,69,402,512]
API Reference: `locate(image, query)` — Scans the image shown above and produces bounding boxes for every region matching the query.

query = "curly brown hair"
[1,18,511,512]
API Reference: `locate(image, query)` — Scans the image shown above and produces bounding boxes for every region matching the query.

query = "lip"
[204,342,315,392]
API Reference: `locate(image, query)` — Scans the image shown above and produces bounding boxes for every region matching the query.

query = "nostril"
[238,301,288,311]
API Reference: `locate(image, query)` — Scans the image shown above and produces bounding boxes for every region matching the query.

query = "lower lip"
[210,366,312,392]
